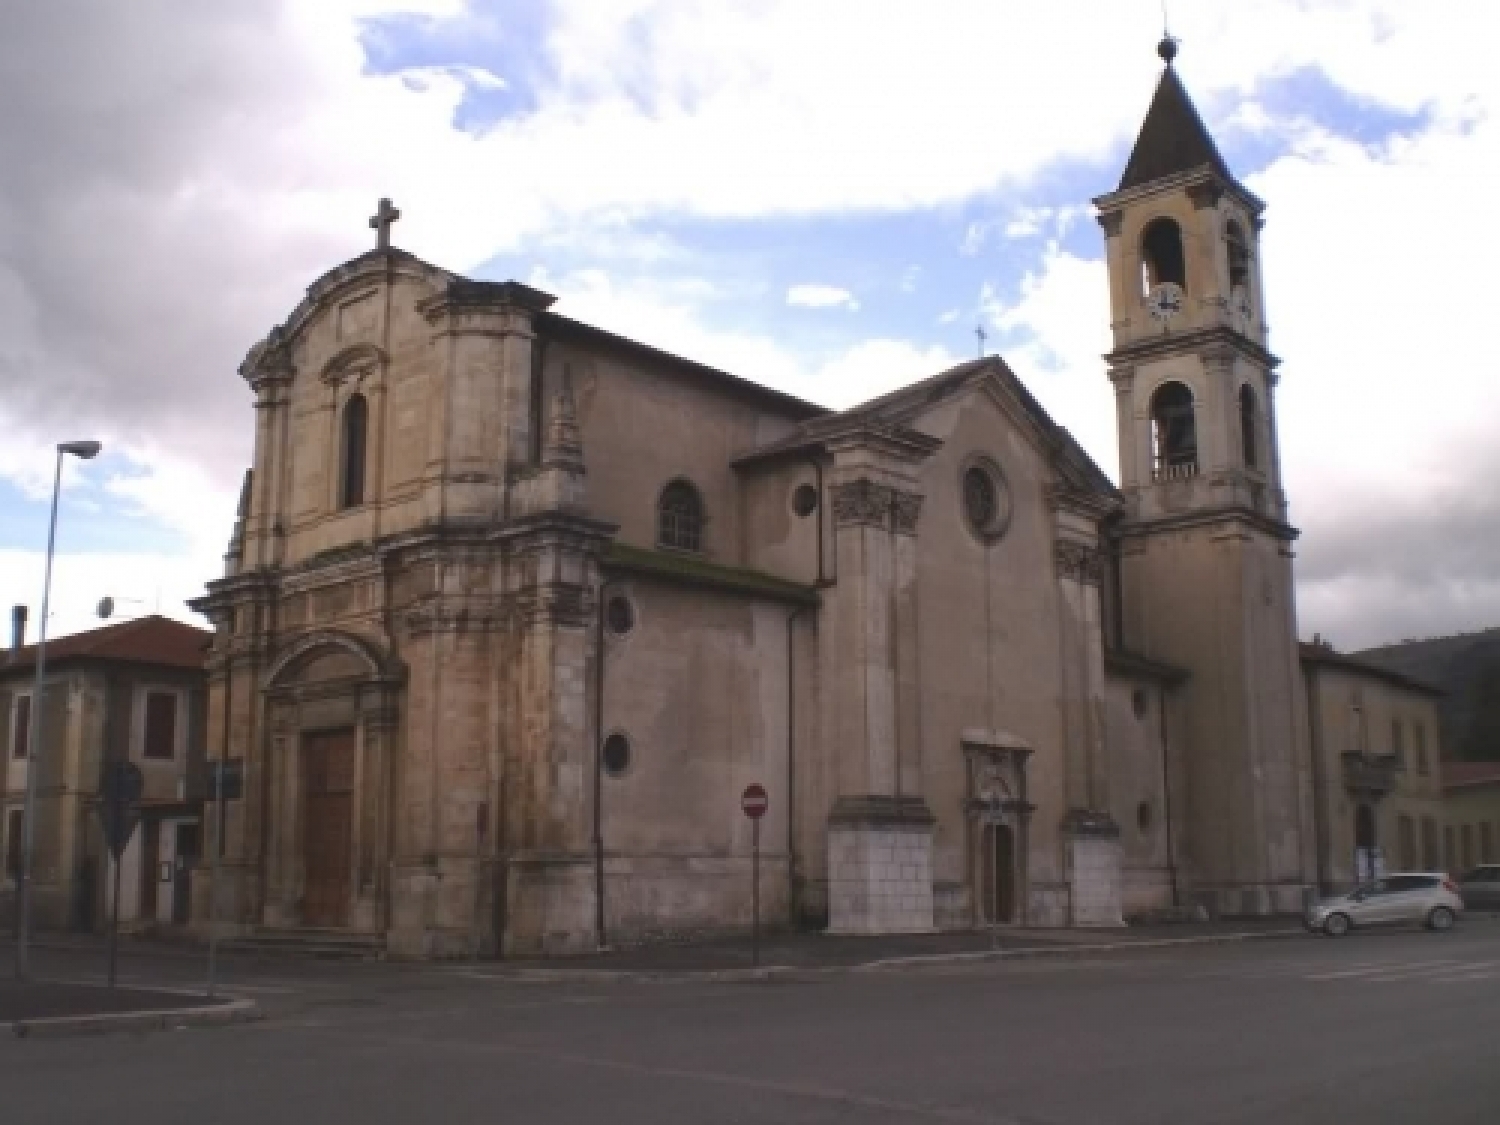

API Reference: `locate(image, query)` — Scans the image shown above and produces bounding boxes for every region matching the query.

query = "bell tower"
[1095,38,1315,916]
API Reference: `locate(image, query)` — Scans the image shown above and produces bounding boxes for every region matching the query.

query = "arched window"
[1239,383,1259,470]
[1141,217,1186,296]
[657,480,704,552]
[339,393,368,509]
[1225,220,1251,292]
[1149,381,1198,480]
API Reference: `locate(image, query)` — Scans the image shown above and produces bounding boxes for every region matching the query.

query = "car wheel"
[1323,912,1351,937]
[1427,906,1456,932]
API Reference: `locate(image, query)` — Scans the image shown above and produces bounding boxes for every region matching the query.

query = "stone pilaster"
[493,510,616,954]
[823,456,937,935]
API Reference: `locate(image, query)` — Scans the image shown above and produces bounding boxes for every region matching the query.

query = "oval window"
[602,733,631,777]
[962,460,1011,542]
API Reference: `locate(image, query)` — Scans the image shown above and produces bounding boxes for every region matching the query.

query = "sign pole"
[107,848,123,988]
[752,817,760,969]
[206,763,223,999]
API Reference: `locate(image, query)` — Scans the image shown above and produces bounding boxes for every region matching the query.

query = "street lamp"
[15,439,102,980]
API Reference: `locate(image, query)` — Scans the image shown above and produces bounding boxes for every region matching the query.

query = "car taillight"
[1443,878,1459,894]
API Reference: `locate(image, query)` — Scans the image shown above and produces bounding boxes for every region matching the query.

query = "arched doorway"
[260,631,403,932]
[981,823,1016,924]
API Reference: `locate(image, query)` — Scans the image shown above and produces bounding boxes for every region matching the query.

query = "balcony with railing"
[1342,752,1401,800]
[1151,460,1199,484]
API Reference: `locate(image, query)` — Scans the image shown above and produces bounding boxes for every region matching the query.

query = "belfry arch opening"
[1226,220,1251,292]
[1140,217,1186,296]
[1239,384,1259,469]
[1150,381,1198,481]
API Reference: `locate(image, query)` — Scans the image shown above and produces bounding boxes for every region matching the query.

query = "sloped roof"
[1299,641,1445,697]
[1119,65,1233,191]
[2,615,211,676]
[1443,761,1500,790]
[735,356,1120,501]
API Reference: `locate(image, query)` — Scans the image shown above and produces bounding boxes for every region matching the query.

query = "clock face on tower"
[1146,282,1185,323]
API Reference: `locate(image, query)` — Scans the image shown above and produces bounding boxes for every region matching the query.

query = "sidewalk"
[483,917,1307,980]
[0,977,253,1038]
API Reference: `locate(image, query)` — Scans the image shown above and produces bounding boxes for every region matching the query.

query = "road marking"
[1304,960,1462,980]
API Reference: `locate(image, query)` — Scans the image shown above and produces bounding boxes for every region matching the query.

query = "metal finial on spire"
[1158,1,1179,64]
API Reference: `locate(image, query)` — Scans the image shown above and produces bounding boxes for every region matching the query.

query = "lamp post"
[15,439,102,980]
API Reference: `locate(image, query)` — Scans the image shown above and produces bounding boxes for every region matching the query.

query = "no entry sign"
[741,782,769,819]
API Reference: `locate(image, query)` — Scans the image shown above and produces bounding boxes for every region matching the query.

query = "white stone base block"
[825,798,935,934]
[1066,825,1123,928]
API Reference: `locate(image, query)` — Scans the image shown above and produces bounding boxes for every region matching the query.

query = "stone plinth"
[825,796,935,934]
[1063,810,1123,927]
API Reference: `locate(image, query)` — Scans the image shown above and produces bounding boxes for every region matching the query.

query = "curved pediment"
[263,629,403,690]
[237,249,456,388]
[320,342,388,387]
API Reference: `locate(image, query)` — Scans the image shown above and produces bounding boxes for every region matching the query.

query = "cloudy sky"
[1,0,1496,651]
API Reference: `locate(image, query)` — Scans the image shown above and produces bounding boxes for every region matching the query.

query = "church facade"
[191,47,1318,956]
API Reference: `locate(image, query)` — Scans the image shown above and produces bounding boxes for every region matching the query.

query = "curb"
[457,927,1308,984]
[5,996,260,1040]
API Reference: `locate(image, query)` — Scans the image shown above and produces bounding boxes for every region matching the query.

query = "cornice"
[1106,325,1280,371]
[1092,163,1265,217]
[1116,504,1300,543]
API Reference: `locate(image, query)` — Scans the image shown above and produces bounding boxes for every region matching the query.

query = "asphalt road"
[4,927,1499,1124]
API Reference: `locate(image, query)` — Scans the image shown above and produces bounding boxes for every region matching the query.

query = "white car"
[1306,873,1464,936]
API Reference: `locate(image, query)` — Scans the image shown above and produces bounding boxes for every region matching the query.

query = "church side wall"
[594,577,800,941]
[560,342,805,571]
[1100,675,1176,916]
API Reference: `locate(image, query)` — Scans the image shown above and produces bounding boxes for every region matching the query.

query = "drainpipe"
[809,457,827,586]
[1158,683,1180,910]
[786,606,805,926]
[592,578,615,950]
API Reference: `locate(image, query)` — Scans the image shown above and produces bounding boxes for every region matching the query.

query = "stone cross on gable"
[369,197,401,250]
[975,324,988,358]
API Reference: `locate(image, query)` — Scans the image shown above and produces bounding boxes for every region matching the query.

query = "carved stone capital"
[241,327,295,395]
[832,479,892,529]
[1096,211,1124,237]
[891,490,924,536]
[1055,540,1105,585]
[830,479,924,535]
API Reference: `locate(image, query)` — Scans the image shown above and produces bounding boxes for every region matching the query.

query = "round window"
[1137,800,1153,834]
[602,733,631,777]
[606,595,635,636]
[962,460,1011,542]
[792,483,819,518]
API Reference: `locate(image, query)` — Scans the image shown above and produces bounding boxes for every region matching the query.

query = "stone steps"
[219,928,386,961]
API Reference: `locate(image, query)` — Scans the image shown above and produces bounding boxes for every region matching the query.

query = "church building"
[191,41,1319,956]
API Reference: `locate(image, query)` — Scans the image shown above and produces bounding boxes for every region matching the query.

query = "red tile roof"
[2,614,211,675]
[1442,761,1500,790]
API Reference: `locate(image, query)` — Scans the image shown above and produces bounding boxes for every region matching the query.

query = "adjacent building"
[1,612,210,932]
[1442,762,1500,873]
[1300,640,1446,892]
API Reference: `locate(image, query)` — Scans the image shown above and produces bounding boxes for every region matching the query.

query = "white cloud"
[814,340,962,409]
[786,284,859,311]
[3,0,1499,648]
